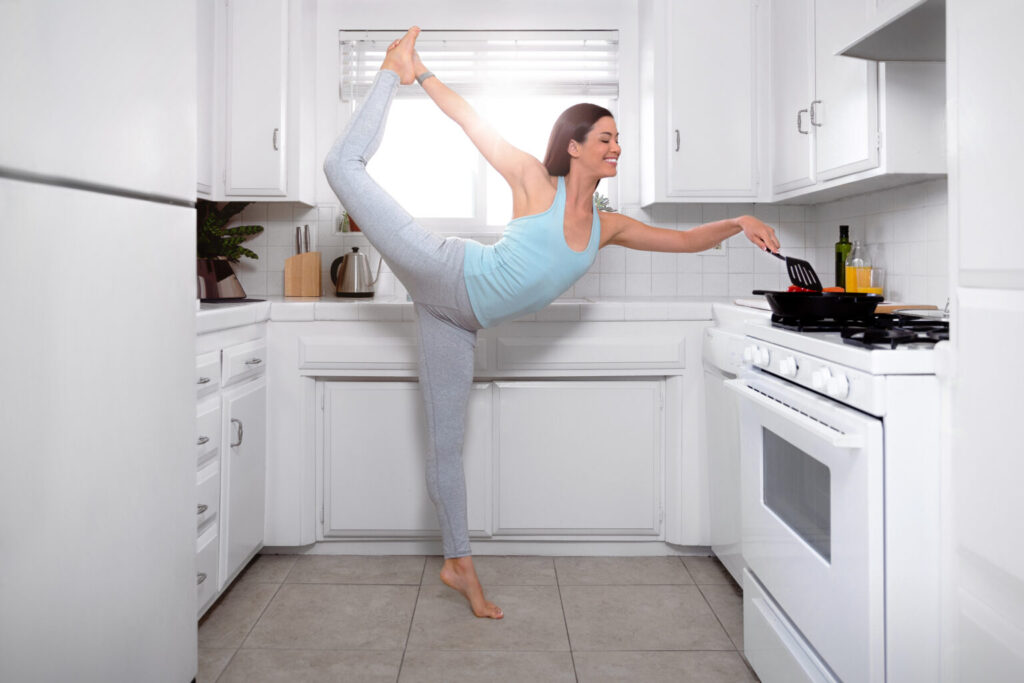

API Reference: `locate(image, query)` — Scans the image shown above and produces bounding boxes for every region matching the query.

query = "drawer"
[195,351,221,398]
[195,400,221,467]
[742,569,835,683]
[196,461,220,533]
[222,338,267,387]
[196,525,220,617]
[494,331,686,371]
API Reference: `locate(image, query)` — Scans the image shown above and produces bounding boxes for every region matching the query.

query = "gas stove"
[770,312,949,349]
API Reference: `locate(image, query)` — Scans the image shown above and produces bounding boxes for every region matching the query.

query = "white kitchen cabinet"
[221,376,267,582]
[493,381,663,536]
[321,381,491,538]
[199,0,315,203]
[197,0,214,196]
[639,0,759,203]
[771,0,816,193]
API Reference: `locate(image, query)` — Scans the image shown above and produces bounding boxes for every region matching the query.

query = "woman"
[323,27,780,620]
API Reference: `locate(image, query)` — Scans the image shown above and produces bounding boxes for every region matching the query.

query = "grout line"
[395,555,428,683]
[694,583,737,653]
[552,558,580,683]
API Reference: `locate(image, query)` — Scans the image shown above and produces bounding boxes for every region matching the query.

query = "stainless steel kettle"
[330,247,382,297]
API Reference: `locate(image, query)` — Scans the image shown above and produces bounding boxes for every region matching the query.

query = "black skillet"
[752,290,884,319]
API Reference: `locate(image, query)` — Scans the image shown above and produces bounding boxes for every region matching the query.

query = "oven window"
[762,428,831,562]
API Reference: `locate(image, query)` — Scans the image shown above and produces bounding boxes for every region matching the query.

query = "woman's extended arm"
[602,212,781,253]
[414,54,541,187]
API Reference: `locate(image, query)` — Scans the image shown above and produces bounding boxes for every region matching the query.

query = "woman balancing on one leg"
[323,27,781,620]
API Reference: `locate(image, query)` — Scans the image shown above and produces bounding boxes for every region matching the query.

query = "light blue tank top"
[463,176,600,328]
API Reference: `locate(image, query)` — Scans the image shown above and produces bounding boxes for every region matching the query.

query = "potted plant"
[196,199,264,300]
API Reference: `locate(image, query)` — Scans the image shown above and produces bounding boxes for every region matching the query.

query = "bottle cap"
[839,224,849,238]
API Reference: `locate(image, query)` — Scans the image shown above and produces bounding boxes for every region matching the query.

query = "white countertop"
[197,295,734,335]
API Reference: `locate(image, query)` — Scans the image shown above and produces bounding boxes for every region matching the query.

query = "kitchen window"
[339,30,619,231]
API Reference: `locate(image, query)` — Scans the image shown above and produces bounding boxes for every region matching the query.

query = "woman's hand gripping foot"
[380,26,420,85]
[440,556,504,619]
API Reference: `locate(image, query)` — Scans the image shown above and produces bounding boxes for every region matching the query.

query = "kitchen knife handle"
[296,226,302,254]
[304,224,310,253]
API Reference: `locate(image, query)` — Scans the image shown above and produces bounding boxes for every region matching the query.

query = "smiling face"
[568,116,620,178]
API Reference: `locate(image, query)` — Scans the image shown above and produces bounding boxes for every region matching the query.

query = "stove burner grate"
[771,313,949,349]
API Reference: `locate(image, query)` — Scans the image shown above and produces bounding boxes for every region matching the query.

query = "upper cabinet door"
[668,0,758,198]
[225,0,287,196]
[0,0,195,202]
[771,0,816,193]
[813,0,879,180]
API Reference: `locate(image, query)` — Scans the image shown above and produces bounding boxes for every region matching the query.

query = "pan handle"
[751,290,772,295]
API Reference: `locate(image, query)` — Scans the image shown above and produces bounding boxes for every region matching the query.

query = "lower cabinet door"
[321,381,491,538]
[493,381,663,536]
[222,377,267,582]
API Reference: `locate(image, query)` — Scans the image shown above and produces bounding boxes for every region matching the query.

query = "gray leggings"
[323,69,480,558]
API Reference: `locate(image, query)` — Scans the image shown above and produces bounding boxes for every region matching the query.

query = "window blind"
[339,30,619,101]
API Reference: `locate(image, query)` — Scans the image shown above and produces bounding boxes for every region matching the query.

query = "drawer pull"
[197,572,207,586]
[231,418,244,447]
[196,435,209,446]
[244,358,263,366]
[197,376,211,385]
[197,503,209,515]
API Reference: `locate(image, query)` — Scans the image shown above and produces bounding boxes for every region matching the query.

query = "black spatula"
[764,248,823,291]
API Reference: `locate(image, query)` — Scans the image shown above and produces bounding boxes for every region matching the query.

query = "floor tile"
[574,651,758,682]
[243,584,418,650]
[554,556,694,585]
[561,585,734,651]
[197,648,235,683]
[421,555,556,586]
[285,554,425,584]
[682,556,734,585]
[700,583,744,650]
[406,585,570,651]
[198,581,280,649]
[235,554,297,586]
[217,648,403,683]
[398,650,576,682]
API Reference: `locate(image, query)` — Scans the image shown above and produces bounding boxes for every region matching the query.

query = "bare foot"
[440,556,504,619]
[380,26,420,85]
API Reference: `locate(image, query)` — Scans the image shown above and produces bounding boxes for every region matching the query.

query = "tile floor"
[198,554,758,682]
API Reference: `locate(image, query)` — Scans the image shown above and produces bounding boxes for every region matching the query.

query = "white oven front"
[727,370,885,683]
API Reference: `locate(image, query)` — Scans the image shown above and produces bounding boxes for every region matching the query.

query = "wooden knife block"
[284,251,321,297]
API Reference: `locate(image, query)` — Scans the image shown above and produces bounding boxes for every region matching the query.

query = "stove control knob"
[743,345,756,364]
[812,367,831,390]
[756,347,771,367]
[780,356,799,377]
[827,374,850,399]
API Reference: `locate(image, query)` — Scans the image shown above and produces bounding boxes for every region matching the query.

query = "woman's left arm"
[602,212,781,253]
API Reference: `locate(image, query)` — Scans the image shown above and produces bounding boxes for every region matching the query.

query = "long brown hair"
[542,103,615,177]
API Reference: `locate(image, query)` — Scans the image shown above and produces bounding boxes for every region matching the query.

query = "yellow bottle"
[844,241,870,293]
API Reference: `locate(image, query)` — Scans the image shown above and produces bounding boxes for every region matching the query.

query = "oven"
[727,369,885,683]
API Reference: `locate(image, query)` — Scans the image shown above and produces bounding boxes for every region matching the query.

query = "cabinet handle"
[674,129,680,152]
[197,376,211,385]
[231,418,244,447]
[196,435,209,446]
[197,572,207,586]
[273,128,280,151]
[810,100,823,127]
[197,503,208,515]
[797,108,809,135]
[244,357,263,366]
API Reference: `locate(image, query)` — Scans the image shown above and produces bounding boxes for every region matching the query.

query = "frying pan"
[752,290,884,319]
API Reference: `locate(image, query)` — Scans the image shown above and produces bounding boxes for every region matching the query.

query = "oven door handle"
[725,379,865,450]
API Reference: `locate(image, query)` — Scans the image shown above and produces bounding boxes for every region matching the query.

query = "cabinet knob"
[197,376,211,385]
[244,357,263,366]
[810,100,823,127]
[197,572,207,586]
[196,435,210,446]
[797,109,809,135]
[231,418,244,447]
[273,128,280,151]
[197,503,209,515]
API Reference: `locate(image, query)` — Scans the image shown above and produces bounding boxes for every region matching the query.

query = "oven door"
[726,371,884,683]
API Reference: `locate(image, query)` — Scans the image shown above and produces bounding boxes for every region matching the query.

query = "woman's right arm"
[416,60,543,188]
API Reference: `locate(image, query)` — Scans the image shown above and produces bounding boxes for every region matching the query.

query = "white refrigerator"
[0,1,198,681]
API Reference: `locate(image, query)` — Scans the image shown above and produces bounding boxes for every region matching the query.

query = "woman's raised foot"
[380,26,420,85]
[440,556,504,619]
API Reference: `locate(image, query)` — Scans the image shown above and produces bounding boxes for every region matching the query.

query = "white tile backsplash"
[227,178,948,305]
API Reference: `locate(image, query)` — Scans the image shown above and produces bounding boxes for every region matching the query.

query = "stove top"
[770,313,949,350]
